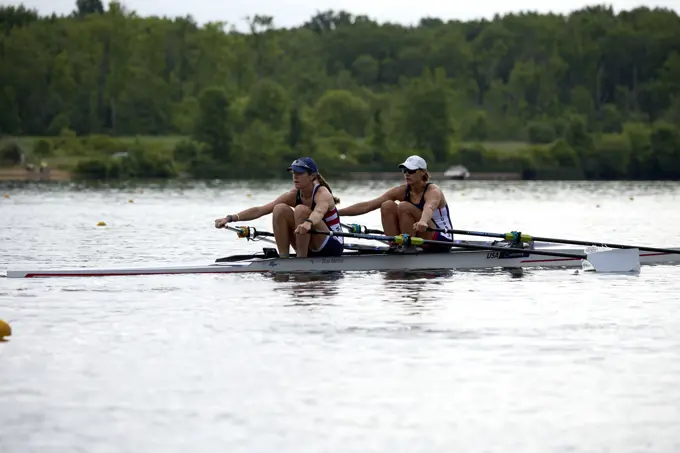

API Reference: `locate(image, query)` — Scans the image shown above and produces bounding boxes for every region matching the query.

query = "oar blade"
[585,248,641,273]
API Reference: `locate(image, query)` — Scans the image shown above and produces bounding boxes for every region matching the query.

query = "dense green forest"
[1,1,680,180]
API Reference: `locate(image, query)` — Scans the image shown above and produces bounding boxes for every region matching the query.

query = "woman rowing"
[214,157,344,258]
[337,155,454,251]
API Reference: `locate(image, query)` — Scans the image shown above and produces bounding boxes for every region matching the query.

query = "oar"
[428,227,679,255]
[224,225,388,253]
[427,227,531,242]
[311,230,640,273]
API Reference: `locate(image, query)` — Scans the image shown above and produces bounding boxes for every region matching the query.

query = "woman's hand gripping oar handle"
[225,225,277,246]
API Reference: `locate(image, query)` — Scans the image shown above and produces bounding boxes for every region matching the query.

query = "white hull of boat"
[5,245,680,278]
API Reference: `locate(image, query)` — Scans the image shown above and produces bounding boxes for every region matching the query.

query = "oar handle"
[225,225,276,244]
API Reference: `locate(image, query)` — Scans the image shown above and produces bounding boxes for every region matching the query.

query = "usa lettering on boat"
[486,250,530,259]
[321,258,344,264]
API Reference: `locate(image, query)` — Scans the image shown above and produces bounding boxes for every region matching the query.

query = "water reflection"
[381,267,524,282]
[459,267,526,279]
[376,271,453,314]
[373,267,527,314]
[504,267,525,279]
[380,269,455,281]
[269,271,344,306]
[382,291,433,314]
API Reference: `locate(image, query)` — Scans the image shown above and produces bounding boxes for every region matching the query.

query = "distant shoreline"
[0,167,520,182]
[346,171,521,181]
[0,167,72,182]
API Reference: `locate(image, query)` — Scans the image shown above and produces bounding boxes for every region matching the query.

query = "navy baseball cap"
[288,157,318,173]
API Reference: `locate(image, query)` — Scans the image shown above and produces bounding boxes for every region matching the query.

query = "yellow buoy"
[247,193,253,198]
[3,194,8,199]
[629,196,634,201]
[128,199,134,203]
[0,319,11,342]
[97,221,106,227]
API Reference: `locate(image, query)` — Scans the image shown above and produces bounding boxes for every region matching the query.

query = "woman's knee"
[380,200,398,213]
[293,204,312,220]
[396,200,413,214]
[273,203,293,219]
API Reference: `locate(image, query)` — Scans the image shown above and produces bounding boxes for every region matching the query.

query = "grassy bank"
[2,120,680,182]
[0,133,530,180]
[0,135,184,168]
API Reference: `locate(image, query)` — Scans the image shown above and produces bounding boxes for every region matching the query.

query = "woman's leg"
[380,200,400,236]
[397,202,437,239]
[293,204,330,258]
[272,203,296,257]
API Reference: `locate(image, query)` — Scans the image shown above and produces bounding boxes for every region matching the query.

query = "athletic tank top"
[405,183,454,240]
[295,184,344,244]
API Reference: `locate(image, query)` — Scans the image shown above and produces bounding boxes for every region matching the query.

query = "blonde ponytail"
[315,173,340,204]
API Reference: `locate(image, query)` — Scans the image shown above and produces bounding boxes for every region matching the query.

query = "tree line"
[1,1,680,179]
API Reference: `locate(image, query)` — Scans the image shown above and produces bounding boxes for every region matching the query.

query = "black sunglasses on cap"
[288,159,317,174]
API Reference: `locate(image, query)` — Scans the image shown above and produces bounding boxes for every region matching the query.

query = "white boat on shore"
[443,165,471,180]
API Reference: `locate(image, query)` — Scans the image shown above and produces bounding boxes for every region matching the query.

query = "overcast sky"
[6,0,680,30]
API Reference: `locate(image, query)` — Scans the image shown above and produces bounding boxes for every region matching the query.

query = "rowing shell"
[5,244,680,278]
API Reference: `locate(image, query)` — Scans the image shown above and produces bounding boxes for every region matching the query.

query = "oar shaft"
[429,227,532,242]
[316,230,397,243]
[229,225,609,261]
[442,241,587,260]
[313,230,588,260]
[225,225,387,252]
[527,236,677,255]
[430,227,678,255]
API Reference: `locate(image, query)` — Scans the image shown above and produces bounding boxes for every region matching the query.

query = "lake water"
[2,179,680,453]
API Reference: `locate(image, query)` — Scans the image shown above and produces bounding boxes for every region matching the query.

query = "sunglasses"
[401,168,418,174]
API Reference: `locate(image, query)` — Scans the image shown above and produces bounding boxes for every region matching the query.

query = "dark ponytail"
[315,172,340,204]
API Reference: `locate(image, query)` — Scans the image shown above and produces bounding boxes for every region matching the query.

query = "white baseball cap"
[398,155,427,170]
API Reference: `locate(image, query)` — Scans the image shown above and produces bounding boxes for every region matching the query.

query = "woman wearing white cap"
[337,155,454,249]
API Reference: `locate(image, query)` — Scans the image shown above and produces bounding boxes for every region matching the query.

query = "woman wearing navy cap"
[214,157,344,258]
